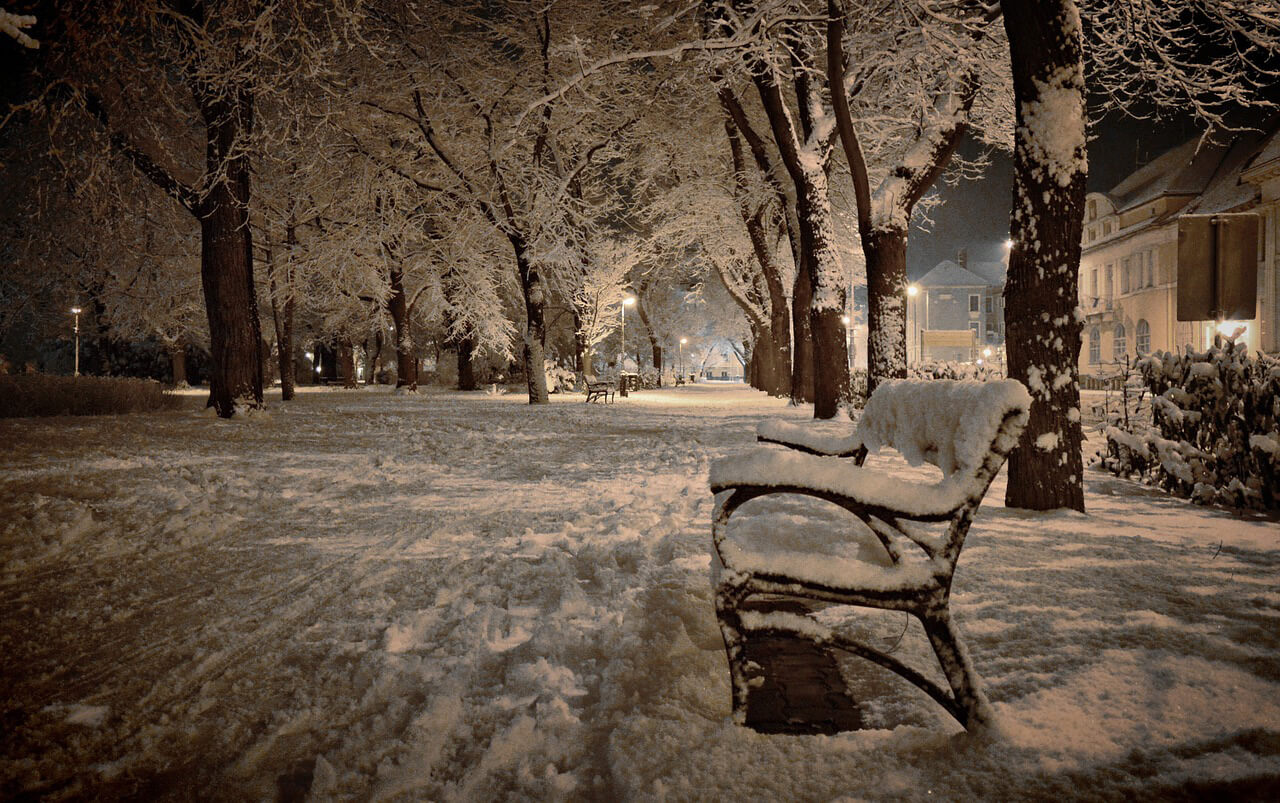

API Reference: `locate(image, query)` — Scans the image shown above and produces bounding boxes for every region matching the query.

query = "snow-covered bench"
[709,379,1032,730]
[585,381,615,404]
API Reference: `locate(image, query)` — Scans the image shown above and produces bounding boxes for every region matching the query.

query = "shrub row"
[0,374,182,418]
[1100,340,1280,510]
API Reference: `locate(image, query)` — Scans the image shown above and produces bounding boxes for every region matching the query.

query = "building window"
[969,294,980,313]
[1146,251,1156,286]
[1120,258,1130,293]
[969,321,981,340]
[1136,320,1150,354]
[1114,324,1126,359]
[1105,264,1113,300]
[986,327,997,343]
[984,296,993,314]
[1103,220,1112,235]
[1089,327,1100,364]
[1087,199,1097,220]
[1090,269,1098,299]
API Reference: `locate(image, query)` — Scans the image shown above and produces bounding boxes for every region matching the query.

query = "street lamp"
[907,284,922,366]
[70,307,81,377]
[620,295,635,396]
[679,337,688,382]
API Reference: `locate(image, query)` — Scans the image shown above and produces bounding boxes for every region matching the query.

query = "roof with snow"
[918,260,997,289]
[967,260,1007,286]
[1183,121,1279,215]
[1103,136,1230,212]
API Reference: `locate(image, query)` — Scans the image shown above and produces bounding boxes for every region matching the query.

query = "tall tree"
[11,1,352,416]
[999,0,1088,512]
[827,0,1010,393]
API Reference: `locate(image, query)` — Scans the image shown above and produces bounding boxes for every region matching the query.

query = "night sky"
[907,107,1204,279]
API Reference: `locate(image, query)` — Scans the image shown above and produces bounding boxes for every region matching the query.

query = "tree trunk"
[170,346,187,387]
[513,239,550,404]
[195,86,263,417]
[572,309,589,376]
[635,297,662,387]
[369,329,383,384]
[864,229,910,396]
[794,173,849,419]
[792,266,815,404]
[339,339,357,389]
[387,263,416,391]
[265,225,296,401]
[457,336,477,391]
[1001,0,1087,512]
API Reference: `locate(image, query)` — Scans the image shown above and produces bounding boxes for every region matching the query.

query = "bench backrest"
[857,379,1032,479]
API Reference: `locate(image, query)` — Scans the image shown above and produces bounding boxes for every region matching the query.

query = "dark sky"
[906,109,1204,279]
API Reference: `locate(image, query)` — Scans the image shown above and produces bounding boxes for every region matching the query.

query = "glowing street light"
[70,307,81,377]
[620,295,636,396]
[679,336,688,382]
[906,283,926,366]
[1004,238,1014,250]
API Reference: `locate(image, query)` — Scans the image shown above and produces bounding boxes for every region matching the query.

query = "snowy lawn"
[2,383,1278,800]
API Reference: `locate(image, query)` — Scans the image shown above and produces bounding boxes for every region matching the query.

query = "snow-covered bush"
[0,374,180,418]
[908,360,1004,381]
[544,360,577,394]
[1101,339,1280,511]
[638,366,661,389]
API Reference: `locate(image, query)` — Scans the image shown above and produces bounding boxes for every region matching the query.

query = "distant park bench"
[585,381,616,404]
[708,378,1032,732]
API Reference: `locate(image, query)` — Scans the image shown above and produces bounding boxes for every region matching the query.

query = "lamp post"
[906,284,920,366]
[70,306,81,377]
[841,314,852,373]
[679,337,687,383]
[620,295,635,396]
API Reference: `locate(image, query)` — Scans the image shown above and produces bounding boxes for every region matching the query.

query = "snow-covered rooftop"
[918,259,997,289]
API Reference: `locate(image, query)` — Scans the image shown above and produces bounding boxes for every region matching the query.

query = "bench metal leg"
[714,577,755,725]
[919,609,994,729]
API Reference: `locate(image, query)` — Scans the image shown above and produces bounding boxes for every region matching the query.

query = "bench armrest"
[710,447,969,521]
[756,419,865,458]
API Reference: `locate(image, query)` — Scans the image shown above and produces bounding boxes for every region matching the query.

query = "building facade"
[1078,123,1280,381]
[910,250,1005,364]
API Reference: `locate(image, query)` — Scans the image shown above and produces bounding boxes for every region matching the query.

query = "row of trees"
[3,0,1276,511]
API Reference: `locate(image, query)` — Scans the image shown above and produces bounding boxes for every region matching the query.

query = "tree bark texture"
[864,230,909,396]
[387,263,416,391]
[792,267,815,404]
[457,337,477,391]
[513,241,550,404]
[170,347,187,387]
[339,340,357,389]
[194,85,263,417]
[1001,0,1087,512]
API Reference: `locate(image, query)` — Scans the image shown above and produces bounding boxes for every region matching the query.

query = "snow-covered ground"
[2,383,1278,800]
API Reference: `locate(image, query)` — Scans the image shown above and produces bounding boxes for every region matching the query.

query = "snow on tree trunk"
[865,229,909,395]
[1001,0,1087,512]
[796,172,849,419]
[515,245,550,405]
[195,89,263,418]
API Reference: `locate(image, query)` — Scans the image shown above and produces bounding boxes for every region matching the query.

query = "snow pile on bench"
[857,379,1031,476]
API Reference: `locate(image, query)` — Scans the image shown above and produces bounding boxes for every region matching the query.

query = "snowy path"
[2,384,1279,800]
